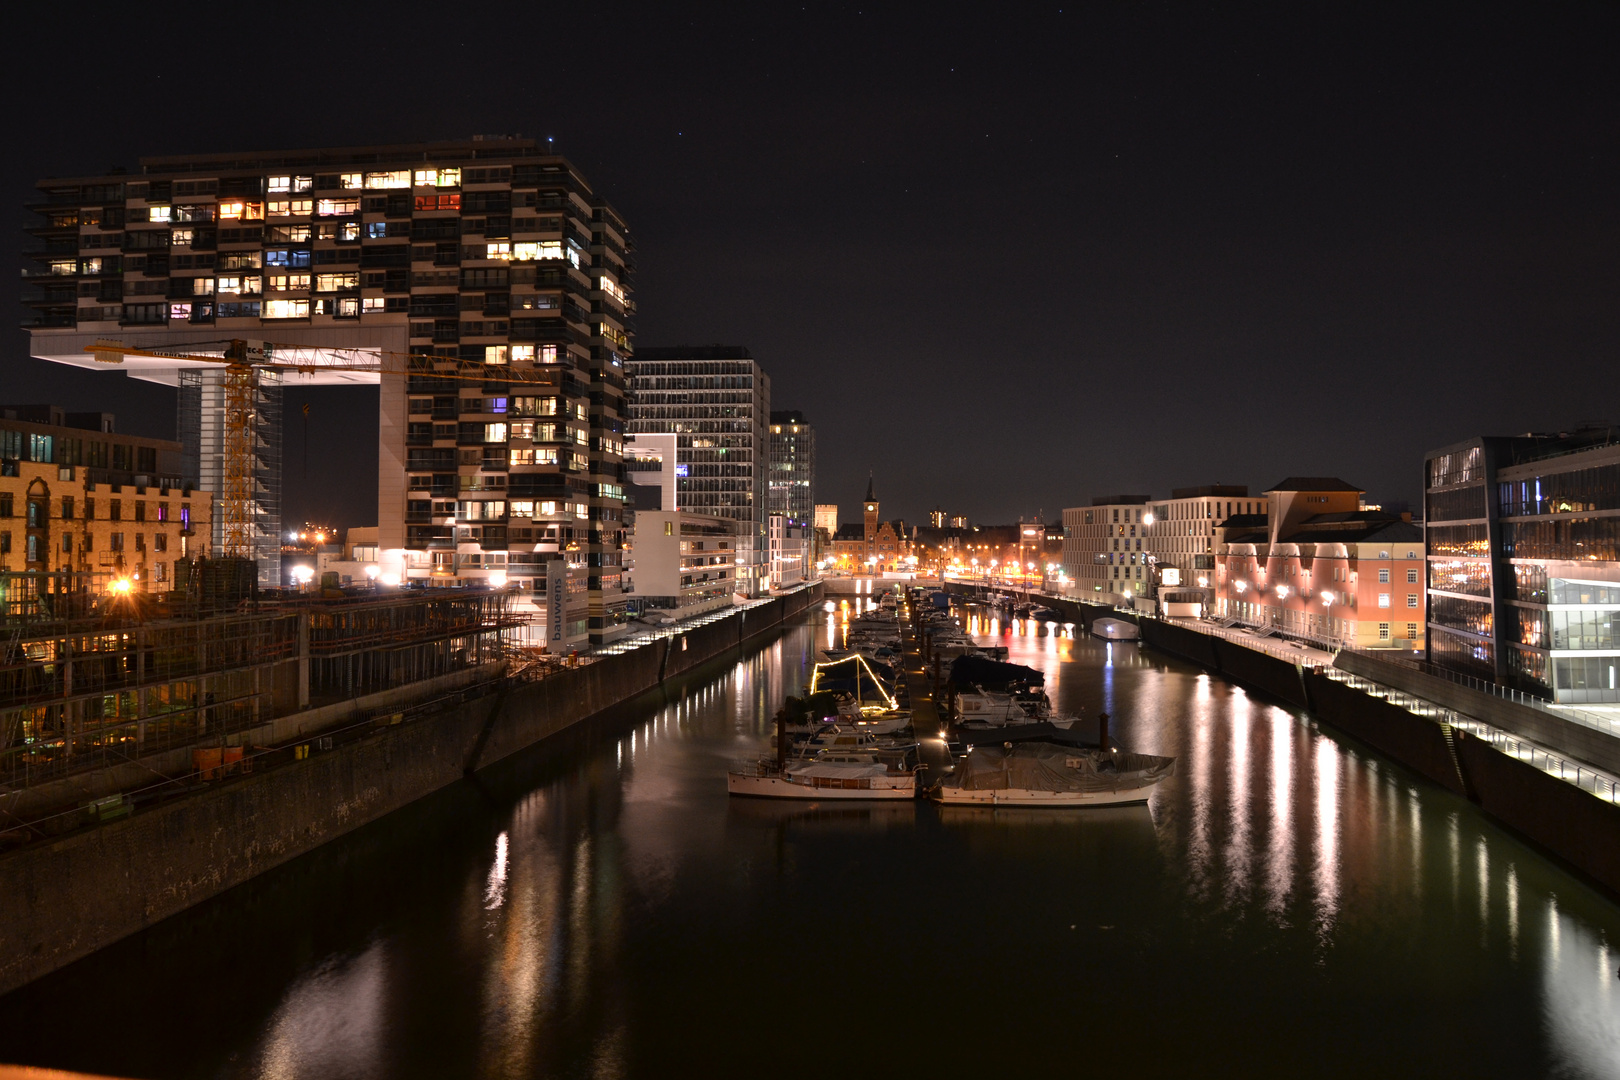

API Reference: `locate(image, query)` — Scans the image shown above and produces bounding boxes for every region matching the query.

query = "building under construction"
[0,563,517,791]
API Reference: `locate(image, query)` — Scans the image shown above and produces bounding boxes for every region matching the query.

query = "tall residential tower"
[22,139,634,645]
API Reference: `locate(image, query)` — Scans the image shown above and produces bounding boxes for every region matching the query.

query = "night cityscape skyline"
[6,8,1620,1078]
[9,5,1619,528]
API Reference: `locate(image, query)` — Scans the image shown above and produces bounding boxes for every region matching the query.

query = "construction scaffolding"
[0,574,515,789]
[178,368,281,587]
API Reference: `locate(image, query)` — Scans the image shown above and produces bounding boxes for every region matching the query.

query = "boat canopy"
[947,655,1044,688]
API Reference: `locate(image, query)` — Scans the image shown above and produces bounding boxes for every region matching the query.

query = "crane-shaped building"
[22,139,635,649]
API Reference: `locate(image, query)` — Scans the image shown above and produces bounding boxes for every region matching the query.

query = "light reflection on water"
[4,617,1620,1079]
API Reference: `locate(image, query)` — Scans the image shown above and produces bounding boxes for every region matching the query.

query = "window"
[1378,593,1391,608]
[110,532,124,552]
[316,198,360,216]
[485,243,511,260]
[265,298,310,319]
[146,204,171,223]
[367,222,390,239]
[315,272,359,292]
[268,176,291,193]
[665,521,674,536]
[60,496,73,520]
[485,423,508,442]
[509,447,559,466]
[1407,568,1419,583]
[415,194,460,211]
[340,173,363,190]
[1407,623,1419,640]
[169,302,193,321]
[414,168,461,187]
[365,170,411,189]
[362,297,387,312]
[512,241,565,261]
[1378,623,1390,640]
[484,345,508,365]
[1407,594,1419,608]
[1378,568,1390,583]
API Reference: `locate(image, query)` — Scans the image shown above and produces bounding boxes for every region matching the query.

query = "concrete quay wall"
[0,585,823,996]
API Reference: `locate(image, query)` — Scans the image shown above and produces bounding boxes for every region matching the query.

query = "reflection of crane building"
[23,140,633,645]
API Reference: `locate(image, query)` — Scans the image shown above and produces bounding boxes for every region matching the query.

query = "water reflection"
[3,618,1620,1079]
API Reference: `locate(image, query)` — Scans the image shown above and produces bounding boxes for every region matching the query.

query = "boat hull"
[931,780,1162,807]
[727,772,918,800]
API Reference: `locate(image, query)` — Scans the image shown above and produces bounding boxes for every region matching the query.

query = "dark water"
[5,604,1620,1079]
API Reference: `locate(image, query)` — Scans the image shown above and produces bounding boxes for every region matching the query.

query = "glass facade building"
[767,410,815,527]
[624,346,770,596]
[1425,432,1620,702]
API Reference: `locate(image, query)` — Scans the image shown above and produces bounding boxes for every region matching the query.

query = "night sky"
[8,4,1618,528]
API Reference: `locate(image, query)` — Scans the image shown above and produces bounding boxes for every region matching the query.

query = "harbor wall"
[0,584,823,996]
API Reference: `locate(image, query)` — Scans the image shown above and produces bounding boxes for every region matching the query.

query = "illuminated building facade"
[1214,478,1423,650]
[22,139,632,645]
[0,407,212,592]
[767,410,815,526]
[1145,486,1253,605]
[625,346,770,596]
[1426,432,1620,702]
[1061,496,1152,603]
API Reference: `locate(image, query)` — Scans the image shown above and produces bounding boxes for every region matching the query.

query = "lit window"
[314,272,359,292]
[217,275,242,294]
[172,228,194,246]
[340,173,363,190]
[174,204,214,223]
[485,345,508,365]
[509,501,535,516]
[290,199,313,215]
[367,222,389,239]
[364,170,411,189]
[362,297,387,312]
[169,303,192,321]
[540,344,558,364]
[316,198,360,216]
[512,241,564,261]
[1378,593,1391,608]
[510,344,535,362]
[268,176,291,193]
[485,423,508,442]
[193,278,215,295]
[265,298,310,319]
[340,221,361,241]
[48,259,76,275]
[418,167,461,187]
[486,243,511,260]
[217,201,246,220]
[146,204,171,222]
[338,297,360,317]
[293,176,313,193]
[267,201,291,217]
[414,194,461,211]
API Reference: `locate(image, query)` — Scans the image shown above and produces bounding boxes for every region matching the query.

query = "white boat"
[932,742,1174,807]
[728,756,921,799]
[954,688,1035,721]
[783,712,913,737]
[1092,617,1140,641]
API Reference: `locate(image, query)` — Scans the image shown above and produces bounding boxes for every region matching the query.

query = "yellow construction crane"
[85,338,560,560]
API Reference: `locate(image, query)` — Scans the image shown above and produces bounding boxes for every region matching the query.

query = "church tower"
[863,473,879,549]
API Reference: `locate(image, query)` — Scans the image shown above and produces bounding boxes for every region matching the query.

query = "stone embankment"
[0,585,823,996]
[941,582,1620,898]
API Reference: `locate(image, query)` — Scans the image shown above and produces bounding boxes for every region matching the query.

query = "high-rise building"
[1425,431,1620,702]
[767,410,815,526]
[22,139,633,645]
[625,346,770,596]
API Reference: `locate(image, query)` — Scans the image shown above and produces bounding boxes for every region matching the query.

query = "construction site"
[0,560,523,842]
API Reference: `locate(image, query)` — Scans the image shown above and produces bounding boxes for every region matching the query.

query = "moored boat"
[932,741,1174,807]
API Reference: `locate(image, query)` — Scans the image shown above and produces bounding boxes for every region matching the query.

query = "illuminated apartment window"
[485,345,509,365]
[365,170,411,189]
[340,173,363,190]
[265,298,310,319]
[268,176,291,193]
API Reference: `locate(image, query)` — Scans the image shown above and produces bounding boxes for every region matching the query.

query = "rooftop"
[1265,477,1364,493]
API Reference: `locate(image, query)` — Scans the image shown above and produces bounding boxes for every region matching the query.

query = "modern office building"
[625,346,770,596]
[22,139,632,645]
[0,406,212,592]
[1061,496,1153,603]
[629,510,736,615]
[767,512,812,589]
[767,410,815,526]
[1214,478,1423,649]
[1425,431,1620,702]
[1145,485,1253,603]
